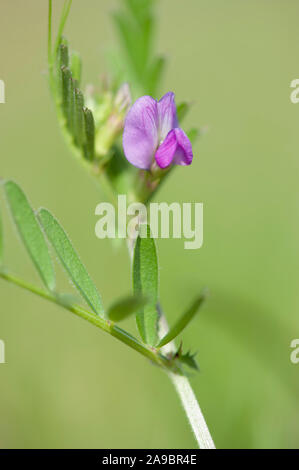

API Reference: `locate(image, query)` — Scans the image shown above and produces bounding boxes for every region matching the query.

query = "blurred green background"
[0,0,299,449]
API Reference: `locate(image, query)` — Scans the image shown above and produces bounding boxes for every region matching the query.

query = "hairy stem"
[168,372,215,449]
[159,314,215,449]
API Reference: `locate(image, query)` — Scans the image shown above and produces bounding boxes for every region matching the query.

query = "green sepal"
[175,344,199,371]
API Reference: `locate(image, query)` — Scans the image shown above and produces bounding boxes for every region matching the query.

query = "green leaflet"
[133,225,158,346]
[58,43,69,70]
[73,88,84,148]
[4,181,55,291]
[113,0,164,97]
[38,208,104,317]
[83,107,95,161]
[158,293,206,348]
[108,295,147,322]
[61,65,73,129]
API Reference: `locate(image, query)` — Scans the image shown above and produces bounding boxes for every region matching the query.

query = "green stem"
[54,0,73,55]
[158,312,216,449]
[0,270,171,370]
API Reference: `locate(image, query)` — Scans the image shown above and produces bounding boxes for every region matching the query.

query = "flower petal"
[157,92,178,141]
[172,128,193,166]
[154,129,178,169]
[155,128,193,169]
[123,96,159,169]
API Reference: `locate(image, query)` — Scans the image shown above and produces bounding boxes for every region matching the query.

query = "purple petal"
[155,128,193,169]
[157,92,178,141]
[154,129,178,169]
[123,96,159,169]
[172,128,193,166]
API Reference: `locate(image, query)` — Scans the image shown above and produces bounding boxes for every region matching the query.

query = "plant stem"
[158,313,215,449]
[0,270,170,369]
[168,372,215,449]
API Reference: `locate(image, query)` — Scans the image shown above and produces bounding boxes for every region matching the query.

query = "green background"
[0,0,298,448]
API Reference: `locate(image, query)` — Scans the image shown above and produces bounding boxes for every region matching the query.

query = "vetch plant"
[0,0,215,449]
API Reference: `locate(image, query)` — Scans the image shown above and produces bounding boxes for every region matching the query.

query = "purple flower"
[123,92,193,170]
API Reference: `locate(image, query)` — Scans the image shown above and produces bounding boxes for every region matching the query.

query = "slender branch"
[159,312,215,449]
[158,313,215,449]
[162,310,217,449]
[168,373,215,449]
[0,270,170,370]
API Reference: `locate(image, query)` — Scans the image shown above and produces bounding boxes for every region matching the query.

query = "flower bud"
[95,83,131,157]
